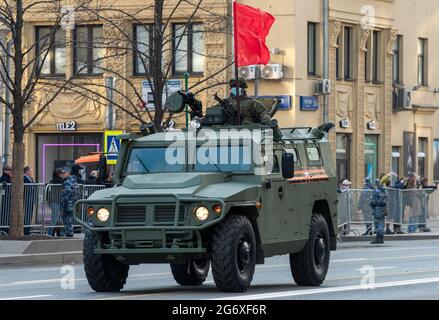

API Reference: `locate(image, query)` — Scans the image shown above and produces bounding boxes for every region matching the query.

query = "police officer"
[226,78,272,125]
[370,179,388,244]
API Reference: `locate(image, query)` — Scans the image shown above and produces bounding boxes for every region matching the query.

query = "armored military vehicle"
[74,93,338,293]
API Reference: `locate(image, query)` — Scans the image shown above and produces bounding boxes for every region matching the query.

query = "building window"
[307,22,318,76]
[418,38,428,86]
[365,135,379,180]
[35,27,66,76]
[372,30,381,82]
[365,38,370,82]
[418,137,428,178]
[434,140,439,182]
[173,23,204,75]
[336,134,351,184]
[392,35,403,84]
[133,24,152,75]
[335,33,341,79]
[73,25,104,75]
[343,26,353,80]
[392,146,401,178]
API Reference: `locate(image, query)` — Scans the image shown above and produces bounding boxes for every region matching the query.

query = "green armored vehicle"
[74,93,338,293]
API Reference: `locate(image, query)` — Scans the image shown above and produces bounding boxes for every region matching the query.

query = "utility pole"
[322,0,329,124]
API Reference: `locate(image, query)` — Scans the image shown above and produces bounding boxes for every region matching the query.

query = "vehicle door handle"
[278,186,283,199]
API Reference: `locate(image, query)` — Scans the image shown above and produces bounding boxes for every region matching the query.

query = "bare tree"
[75,0,232,131]
[0,0,92,238]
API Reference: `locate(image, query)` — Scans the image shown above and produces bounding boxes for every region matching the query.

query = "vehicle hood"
[88,172,260,202]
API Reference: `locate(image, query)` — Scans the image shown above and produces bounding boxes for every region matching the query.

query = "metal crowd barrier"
[337,188,435,235]
[0,183,106,235]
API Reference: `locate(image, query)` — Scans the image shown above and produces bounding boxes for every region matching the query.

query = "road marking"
[374,246,439,252]
[0,295,52,300]
[213,277,439,300]
[332,258,368,262]
[354,266,396,271]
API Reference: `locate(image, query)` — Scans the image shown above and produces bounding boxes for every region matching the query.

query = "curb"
[340,234,439,242]
[0,251,83,266]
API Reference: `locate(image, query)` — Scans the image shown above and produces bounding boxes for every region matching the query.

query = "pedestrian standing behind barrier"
[418,177,436,233]
[60,165,82,237]
[0,165,12,235]
[47,168,66,237]
[359,177,375,236]
[406,173,421,233]
[23,166,36,235]
[370,179,388,244]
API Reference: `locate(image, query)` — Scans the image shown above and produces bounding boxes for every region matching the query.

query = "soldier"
[60,165,82,237]
[370,179,388,244]
[225,78,272,125]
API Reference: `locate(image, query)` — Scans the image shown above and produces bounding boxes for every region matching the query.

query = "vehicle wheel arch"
[227,206,264,264]
[312,200,336,250]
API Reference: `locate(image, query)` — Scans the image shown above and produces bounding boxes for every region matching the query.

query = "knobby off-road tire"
[83,231,129,292]
[290,213,330,286]
[211,215,256,292]
[170,260,210,286]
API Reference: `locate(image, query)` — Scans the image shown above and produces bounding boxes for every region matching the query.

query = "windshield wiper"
[136,155,151,173]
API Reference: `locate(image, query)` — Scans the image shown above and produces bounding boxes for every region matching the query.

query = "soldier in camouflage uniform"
[225,78,272,125]
[370,179,388,244]
[60,165,82,237]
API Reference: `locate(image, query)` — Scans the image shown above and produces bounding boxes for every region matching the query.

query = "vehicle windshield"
[125,145,252,174]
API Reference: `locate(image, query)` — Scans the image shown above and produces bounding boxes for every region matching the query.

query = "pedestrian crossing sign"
[104,130,123,165]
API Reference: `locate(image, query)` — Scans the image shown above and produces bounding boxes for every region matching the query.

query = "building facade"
[3,0,439,187]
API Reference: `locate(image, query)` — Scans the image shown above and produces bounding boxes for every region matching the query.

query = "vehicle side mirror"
[282,152,295,179]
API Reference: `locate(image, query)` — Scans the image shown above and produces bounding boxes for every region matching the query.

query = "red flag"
[233,2,275,67]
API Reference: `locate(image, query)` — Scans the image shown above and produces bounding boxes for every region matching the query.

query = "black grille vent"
[117,206,146,223]
[154,205,185,225]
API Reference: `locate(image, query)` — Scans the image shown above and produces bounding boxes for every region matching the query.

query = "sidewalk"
[0,234,84,266]
[340,219,439,242]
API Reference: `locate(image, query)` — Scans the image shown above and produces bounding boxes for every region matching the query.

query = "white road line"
[374,246,439,252]
[0,295,52,300]
[354,266,396,271]
[212,277,439,300]
[332,258,368,262]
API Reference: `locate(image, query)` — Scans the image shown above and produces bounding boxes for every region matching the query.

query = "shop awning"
[75,153,101,164]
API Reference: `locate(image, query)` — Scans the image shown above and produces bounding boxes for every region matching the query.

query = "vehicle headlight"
[194,206,209,221]
[96,208,110,222]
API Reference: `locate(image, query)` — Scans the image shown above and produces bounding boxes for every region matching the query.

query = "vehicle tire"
[290,213,330,286]
[211,215,256,292]
[170,260,210,286]
[83,231,129,292]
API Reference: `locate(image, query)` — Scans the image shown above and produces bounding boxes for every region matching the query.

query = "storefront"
[36,133,103,183]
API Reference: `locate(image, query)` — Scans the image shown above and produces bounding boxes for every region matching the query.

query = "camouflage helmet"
[229,78,248,89]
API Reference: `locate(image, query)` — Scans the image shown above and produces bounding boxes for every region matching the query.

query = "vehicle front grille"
[154,205,185,225]
[116,205,146,224]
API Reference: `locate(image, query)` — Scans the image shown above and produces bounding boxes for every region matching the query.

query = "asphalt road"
[1,239,439,300]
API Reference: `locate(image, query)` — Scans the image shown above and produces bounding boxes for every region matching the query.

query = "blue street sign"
[104,130,123,164]
[300,96,319,111]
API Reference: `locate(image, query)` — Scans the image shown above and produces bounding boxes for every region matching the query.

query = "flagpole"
[232,0,241,125]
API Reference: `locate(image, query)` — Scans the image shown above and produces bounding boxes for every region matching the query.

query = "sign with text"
[104,130,123,165]
[255,95,292,110]
[300,96,319,111]
[56,121,76,131]
[141,79,182,110]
